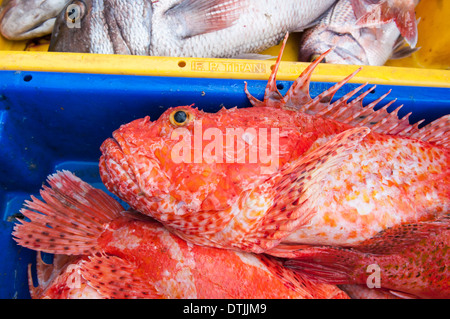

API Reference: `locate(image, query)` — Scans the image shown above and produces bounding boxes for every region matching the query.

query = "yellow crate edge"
[1,51,449,88]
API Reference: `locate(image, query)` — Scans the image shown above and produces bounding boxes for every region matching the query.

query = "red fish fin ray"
[351,212,449,255]
[300,68,362,114]
[244,81,262,106]
[284,246,361,285]
[317,83,368,119]
[259,255,349,299]
[331,85,377,123]
[262,33,288,107]
[244,33,288,108]
[13,171,124,255]
[167,0,245,38]
[80,254,162,299]
[410,115,450,148]
[29,252,82,298]
[316,84,448,142]
[286,213,449,286]
[241,127,370,252]
[258,255,315,298]
[282,49,331,110]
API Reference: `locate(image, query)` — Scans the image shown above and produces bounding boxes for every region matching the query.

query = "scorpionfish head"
[99,104,315,224]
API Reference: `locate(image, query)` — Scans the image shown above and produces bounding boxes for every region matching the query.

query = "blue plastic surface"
[0,70,449,298]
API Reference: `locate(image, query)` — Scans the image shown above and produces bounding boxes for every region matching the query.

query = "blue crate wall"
[0,70,449,298]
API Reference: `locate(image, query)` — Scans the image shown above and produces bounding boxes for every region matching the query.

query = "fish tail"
[12,170,124,255]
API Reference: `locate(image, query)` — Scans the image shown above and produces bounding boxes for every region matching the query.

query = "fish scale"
[13,171,349,299]
[47,0,337,57]
[98,34,449,298]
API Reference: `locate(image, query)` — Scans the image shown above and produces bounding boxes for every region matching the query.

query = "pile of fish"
[12,34,449,299]
[0,0,419,65]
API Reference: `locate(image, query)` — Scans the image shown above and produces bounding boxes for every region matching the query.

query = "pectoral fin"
[240,127,371,253]
[166,0,245,39]
[12,170,124,255]
[79,254,162,299]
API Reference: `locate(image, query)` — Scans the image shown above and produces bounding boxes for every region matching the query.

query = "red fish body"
[98,35,449,298]
[13,171,348,299]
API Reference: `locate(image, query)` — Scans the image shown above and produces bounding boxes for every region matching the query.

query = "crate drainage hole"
[178,61,186,68]
[23,74,33,82]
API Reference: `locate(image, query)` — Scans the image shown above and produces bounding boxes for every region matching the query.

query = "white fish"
[0,0,69,40]
[298,0,418,65]
[48,0,337,58]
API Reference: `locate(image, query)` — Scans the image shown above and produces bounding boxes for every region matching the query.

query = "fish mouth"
[99,135,143,207]
[0,0,69,40]
[99,129,169,210]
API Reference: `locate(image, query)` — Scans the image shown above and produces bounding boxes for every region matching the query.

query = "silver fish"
[49,0,337,58]
[0,0,69,40]
[298,0,417,65]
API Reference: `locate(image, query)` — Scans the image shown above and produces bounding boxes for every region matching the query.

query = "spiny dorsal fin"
[245,34,449,148]
[244,32,288,108]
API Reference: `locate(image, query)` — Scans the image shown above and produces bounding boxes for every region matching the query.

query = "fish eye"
[65,1,86,24]
[309,54,326,63]
[169,110,193,126]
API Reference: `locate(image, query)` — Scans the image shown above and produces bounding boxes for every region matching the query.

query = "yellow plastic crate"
[0,0,449,87]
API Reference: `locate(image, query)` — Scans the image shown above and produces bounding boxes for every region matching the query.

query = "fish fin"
[408,115,450,148]
[29,252,82,299]
[259,255,349,299]
[339,284,403,299]
[79,253,162,299]
[241,127,370,252]
[351,212,449,255]
[284,245,360,285]
[166,0,244,39]
[390,34,420,60]
[351,0,418,47]
[13,170,124,255]
[387,290,418,299]
[281,47,449,145]
[284,212,449,285]
[244,33,289,108]
[246,34,447,145]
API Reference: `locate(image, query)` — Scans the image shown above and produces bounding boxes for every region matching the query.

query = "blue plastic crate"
[0,70,449,298]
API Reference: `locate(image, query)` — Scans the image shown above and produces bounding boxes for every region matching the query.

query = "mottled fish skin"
[14,171,349,299]
[0,0,69,40]
[298,0,413,65]
[49,0,337,58]
[98,35,449,257]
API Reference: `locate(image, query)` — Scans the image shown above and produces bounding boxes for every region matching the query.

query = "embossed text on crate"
[191,61,267,73]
